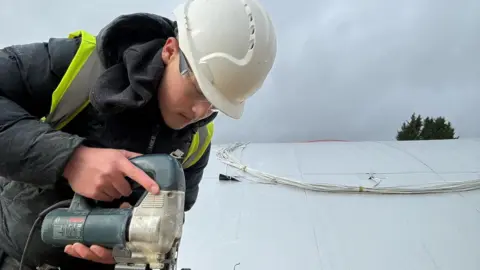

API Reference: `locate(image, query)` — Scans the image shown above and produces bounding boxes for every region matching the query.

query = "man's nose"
[192,102,213,119]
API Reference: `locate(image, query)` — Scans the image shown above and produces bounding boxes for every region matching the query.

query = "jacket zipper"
[146,124,160,154]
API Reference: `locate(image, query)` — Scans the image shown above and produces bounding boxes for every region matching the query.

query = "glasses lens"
[179,50,192,76]
[179,50,220,113]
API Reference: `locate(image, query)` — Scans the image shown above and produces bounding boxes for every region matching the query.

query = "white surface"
[178,139,480,270]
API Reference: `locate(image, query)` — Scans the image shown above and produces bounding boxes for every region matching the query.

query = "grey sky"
[1,0,479,143]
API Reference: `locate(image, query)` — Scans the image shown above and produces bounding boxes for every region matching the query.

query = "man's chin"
[165,122,186,130]
[164,117,190,130]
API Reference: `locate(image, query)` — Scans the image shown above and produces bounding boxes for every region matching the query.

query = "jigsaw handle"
[68,154,186,211]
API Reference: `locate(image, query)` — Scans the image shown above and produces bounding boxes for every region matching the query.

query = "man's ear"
[161,37,179,64]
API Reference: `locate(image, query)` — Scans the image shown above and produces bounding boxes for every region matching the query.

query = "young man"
[0,0,277,269]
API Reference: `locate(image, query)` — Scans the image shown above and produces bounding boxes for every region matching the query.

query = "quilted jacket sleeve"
[0,38,86,186]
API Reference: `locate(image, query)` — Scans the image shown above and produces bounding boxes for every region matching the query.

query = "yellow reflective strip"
[184,133,200,164]
[186,122,215,167]
[55,100,90,130]
[49,30,96,116]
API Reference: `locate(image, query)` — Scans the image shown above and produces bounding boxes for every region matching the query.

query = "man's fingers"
[68,243,102,262]
[90,245,115,264]
[120,149,143,159]
[64,245,80,257]
[110,175,132,197]
[103,182,123,199]
[93,191,115,202]
[119,202,132,209]
[119,158,159,194]
[65,243,115,264]
[73,243,96,260]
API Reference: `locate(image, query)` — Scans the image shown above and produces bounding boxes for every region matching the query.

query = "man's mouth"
[181,114,193,122]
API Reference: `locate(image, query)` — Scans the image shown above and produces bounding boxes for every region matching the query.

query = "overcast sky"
[1,0,479,143]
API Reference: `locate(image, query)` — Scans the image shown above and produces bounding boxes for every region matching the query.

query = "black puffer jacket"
[0,13,216,269]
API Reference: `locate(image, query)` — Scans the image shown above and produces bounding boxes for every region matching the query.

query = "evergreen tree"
[396,113,458,140]
[419,117,435,140]
[396,113,423,140]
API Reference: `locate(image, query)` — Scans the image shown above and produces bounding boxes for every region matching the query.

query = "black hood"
[89,12,217,129]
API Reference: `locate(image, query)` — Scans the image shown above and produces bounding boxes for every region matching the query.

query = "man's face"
[157,37,217,130]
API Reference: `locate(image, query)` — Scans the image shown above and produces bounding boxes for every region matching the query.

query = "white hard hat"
[173,0,277,119]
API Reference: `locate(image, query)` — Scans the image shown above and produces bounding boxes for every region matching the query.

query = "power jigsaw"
[39,154,188,270]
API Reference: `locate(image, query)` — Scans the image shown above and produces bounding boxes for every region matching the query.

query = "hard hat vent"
[244,3,255,50]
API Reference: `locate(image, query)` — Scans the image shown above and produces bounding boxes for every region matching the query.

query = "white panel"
[380,139,480,173]
[294,141,429,175]
[239,143,303,177]
[179,139,480,270]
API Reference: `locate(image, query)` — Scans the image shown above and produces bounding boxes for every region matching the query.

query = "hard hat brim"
[173,5,245,120]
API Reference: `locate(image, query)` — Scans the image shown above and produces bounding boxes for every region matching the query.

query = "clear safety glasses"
[179,50,219,112]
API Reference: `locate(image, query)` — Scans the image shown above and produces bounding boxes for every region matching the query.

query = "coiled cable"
[215,142,480,194]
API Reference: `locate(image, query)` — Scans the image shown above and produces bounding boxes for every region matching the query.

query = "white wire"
[215,142,480,194]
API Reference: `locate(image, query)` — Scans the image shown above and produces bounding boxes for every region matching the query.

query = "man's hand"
[64,243,115,264]
[63,146,160,201]
[64,203,132,264]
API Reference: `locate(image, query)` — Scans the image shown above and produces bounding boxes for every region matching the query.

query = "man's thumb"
[120,149,143,159]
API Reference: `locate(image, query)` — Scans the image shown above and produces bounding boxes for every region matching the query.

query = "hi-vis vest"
[41,30,214,169]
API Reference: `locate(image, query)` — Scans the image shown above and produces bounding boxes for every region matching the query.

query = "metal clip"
[36,264,60,270]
